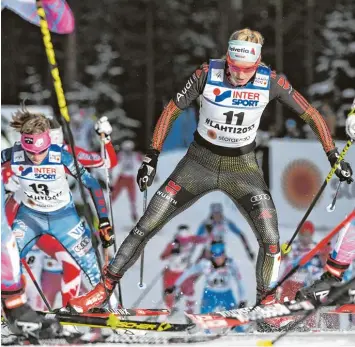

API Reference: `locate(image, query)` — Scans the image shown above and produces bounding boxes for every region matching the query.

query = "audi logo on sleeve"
[250,194,270,205]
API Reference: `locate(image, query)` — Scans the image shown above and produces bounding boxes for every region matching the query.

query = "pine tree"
[66,34,140,145]
[18,66,51,105]
[308,2,355,130]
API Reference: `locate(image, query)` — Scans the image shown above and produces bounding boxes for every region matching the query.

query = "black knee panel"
[238,190,276,214]
[238,190,279,245]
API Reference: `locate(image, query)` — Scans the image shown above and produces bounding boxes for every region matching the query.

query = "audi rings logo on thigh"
[250,193,270,206]
[133,227,144,237]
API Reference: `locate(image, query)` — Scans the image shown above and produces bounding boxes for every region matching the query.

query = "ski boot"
[66,267,120,313]
[296,271,342,304]
[2,295,62,338]
[327,279,355,306]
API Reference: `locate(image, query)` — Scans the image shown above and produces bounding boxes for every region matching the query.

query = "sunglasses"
[226,55,260,73]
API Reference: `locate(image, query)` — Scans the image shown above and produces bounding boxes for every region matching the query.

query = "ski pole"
[100,134,123,306]
[284,139,353,253]
[35,0,107,287]
[138,187,148,289]
[265,276,355,346]
[257,210,355,308]
[21,258,52,311]
[285,100,355,253]
[326,181,341,213]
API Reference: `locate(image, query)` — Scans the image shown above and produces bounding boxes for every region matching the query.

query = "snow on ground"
[5,331,355,347]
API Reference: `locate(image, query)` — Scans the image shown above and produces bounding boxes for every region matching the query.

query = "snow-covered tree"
[18,66,51,104]
[66,34,140,145]
[308,2,355,128]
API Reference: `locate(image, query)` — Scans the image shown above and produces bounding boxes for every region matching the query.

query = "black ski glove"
[98,217,115,249]
[136,149,160,192]
[327,148,353,184]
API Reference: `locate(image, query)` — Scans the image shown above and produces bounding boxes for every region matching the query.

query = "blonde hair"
[10,109,50,134]
[229,28,264,45]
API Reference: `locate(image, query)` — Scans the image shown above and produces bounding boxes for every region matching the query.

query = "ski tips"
[257,339,273,346]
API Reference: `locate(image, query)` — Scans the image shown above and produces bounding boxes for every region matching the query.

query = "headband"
[21,131,51,153]
[228,40,262,63]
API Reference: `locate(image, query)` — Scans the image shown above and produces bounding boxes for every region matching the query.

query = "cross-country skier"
[297,100,355,305]
[160,224,203,314]
[279,221,325,302]
[1,110,114,297]
[166,242,247,331]
[64,116,118,220]
[3,115,117,225]
[183,203,254,314]
[1,181,61,337]
[167,243,246,314]
[297,214,355,304]
[67,28,353,328]
[196,202,254,260]
[3,115,117,308]
[112,140,143,222]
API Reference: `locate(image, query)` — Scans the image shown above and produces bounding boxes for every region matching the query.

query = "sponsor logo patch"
[253,73,269,87]
[250,194,270,206]
[165,180,181,196]
[49,151,61,163]
[176,78,195,102]
[207,129,217,139]
[68,222,86,239]
[213,88,260,106]
[73,236,91,256]
[35,138,44,148]
[13,151,25,162]
[211,68,224,82]
[19,166,33,177]
[133,227,144,237]
[218,135,251,143]
[34,167,56,179]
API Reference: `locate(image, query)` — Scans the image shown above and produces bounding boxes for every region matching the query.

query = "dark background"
[2,0,354,151]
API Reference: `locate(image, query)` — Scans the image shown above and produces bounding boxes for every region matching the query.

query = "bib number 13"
[29,183,49,196]
[223,111,244,125]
